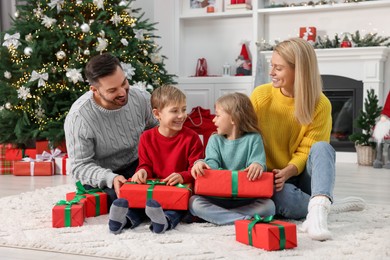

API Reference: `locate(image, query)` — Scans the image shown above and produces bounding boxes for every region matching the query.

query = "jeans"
[272,141,335,219]
[189,195,275,225]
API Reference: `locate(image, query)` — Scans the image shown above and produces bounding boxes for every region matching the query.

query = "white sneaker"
[331,197,366,213]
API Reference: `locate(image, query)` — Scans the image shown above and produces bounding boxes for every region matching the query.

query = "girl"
[189,92,275,225]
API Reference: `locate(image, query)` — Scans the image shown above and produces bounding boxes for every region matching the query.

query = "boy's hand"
[131,169,147,184]
[244,163,263,181]
[191,161,210,179]
[163,173,184,186]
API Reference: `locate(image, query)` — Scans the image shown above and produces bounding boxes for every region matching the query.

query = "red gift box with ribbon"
[66,181,108,218]
[299,27,317,43]
[119,180,192,210]
[52,199,85,228]
[194,170,273,198]
[5,148,36,161]
[13,159,54,176]
[36,140,67,154]
[0,144,13,175]
[235,215,297,251]
[54,154,69,175]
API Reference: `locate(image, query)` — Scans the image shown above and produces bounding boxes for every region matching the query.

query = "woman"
[250,38,365,241]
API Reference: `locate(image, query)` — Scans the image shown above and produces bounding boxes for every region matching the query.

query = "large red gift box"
[119,180,192,210]
[52,200,85,228]
[235,216,297,251]
[194,169,273,198]
[299,27,317,43]
[13,160,54,176]
[66,182,108,217]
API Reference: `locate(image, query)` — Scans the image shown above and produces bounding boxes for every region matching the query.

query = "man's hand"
[131,169,148,184]
[113,175,128,198]
[191,161,210,179]
[163,173,184,186]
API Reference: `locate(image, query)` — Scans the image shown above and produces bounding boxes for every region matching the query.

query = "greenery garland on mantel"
[266,0,376,9]
[257,30,390,51]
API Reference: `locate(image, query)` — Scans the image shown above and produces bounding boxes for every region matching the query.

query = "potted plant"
[349,89,382,165]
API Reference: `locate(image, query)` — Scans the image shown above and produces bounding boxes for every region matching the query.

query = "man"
[64,53,158,207]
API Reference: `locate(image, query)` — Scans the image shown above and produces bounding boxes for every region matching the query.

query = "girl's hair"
[274,37,322,125]
[151,85,186,110]
[216,92,260,134]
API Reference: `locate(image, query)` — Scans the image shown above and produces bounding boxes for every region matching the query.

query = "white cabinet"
[173,0,390,111]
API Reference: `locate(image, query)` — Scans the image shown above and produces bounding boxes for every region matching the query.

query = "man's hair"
[151,85,186,110]
[85,53,122,86]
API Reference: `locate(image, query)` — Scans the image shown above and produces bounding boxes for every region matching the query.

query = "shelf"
[180,10,252,20]
[178,76,253,84]
[258,0,390,14]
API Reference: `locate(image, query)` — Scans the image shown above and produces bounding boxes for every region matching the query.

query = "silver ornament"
[24,47,33,56]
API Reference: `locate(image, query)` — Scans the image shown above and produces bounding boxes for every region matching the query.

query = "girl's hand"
[163,173,184,186]
[131,169,147,184]
[191,161,210,179]
[244,163,263,181]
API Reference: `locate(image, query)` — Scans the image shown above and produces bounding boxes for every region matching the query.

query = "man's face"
[91,66,129,110]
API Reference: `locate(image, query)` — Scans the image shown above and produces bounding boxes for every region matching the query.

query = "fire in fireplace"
[322,75,363,152]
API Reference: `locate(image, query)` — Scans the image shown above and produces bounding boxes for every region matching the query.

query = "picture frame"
[182,0,223,16]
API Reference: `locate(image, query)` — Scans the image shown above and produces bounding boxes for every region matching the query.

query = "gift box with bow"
[235,215,297,251]
[52,198,86,228]
[119,179,192,210]
[194,169,273,198]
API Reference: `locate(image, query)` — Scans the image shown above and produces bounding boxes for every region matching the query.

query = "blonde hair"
[151,85,186,110]
[216,92,260,134]
[274,38,322,125]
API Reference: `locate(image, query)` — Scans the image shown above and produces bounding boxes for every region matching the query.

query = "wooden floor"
[0,162,389,259]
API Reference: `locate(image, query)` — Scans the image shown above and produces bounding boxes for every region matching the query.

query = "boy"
[109,85,204,234]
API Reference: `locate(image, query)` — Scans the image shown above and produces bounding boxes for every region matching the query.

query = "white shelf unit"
[174,0,390,111]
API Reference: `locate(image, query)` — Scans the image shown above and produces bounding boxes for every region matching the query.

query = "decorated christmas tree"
[0,0,175,147]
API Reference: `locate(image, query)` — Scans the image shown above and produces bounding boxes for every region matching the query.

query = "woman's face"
[269,52,295,96]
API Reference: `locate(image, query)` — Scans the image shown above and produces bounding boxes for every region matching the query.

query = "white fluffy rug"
[0,184,389,260]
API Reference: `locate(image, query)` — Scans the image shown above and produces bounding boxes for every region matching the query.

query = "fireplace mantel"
[262,46,390,104]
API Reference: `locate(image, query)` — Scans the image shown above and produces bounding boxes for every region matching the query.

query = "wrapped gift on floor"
[54,153,70,175]
[194,169,273,198]
[119,180,192,210]
[52,199,85,228]
[235,215,297,251]
[66,181,108,217]
[13,158,54,176]
[36,140,67,154]
[0,144,13,175]
[5,147,36,161]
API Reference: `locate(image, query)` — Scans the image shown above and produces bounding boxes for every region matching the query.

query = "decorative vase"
[355,144,376,166]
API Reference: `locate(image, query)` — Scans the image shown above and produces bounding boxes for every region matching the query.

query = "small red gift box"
[13,160,54,176]
[194,170,273,198]
[52,201,85,228]
[36,140,67,154]
[119,180,192,210]
[54,154,70,175]
[299,27,316,43]
[0,144,13,175]
[66,182,108,217]
[235,216,297,251]
[5,148,36,161]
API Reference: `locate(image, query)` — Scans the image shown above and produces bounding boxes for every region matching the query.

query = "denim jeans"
[272,141,335,219]
[189,195,275,225]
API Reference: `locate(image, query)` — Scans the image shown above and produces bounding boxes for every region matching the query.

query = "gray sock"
[109,198,129,234]
[145,199,168,234]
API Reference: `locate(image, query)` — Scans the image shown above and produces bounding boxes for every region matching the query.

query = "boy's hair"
[85,53,122,86]
[216,92,260,134]
[151,85,186,110]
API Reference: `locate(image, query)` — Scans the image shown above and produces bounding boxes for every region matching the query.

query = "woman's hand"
[191,161,210,179]
[163,173,184,186]
[244,163,263,181]
[131,169,147,184]
[273,164,298,192]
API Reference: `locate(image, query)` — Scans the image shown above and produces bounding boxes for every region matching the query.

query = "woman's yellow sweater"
[250,83,332,174]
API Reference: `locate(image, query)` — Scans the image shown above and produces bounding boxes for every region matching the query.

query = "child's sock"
[145,199,169,234]
[108,198,129,234]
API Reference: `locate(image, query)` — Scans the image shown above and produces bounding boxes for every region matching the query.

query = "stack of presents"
[51,169,298,251]
[0,141,69,176]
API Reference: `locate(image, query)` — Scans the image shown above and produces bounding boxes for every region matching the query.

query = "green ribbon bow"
[56,197,83,227]
[247,214,286,249]
[75,181,103,216]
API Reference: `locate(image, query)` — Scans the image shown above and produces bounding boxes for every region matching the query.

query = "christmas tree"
[0,0,175,147]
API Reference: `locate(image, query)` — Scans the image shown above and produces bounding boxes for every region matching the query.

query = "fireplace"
[322,75,363,152]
